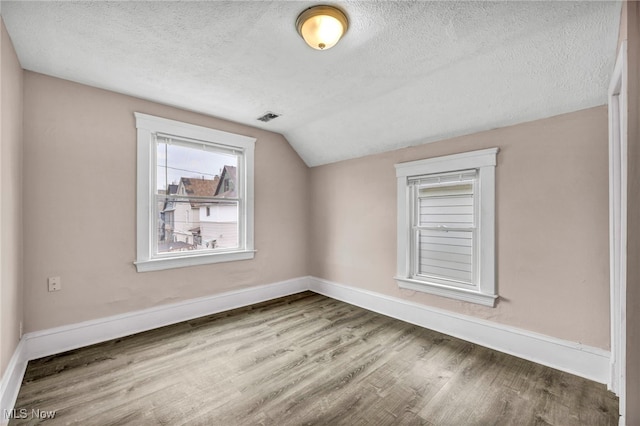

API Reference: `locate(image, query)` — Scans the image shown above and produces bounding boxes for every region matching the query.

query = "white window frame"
[134,112,256,272]
[607,40,627,404]
[395,148,498,307]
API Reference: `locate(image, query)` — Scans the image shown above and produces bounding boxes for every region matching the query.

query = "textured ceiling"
[1,1,621,166]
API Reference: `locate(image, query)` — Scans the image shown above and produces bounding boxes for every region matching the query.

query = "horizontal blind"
[418,229,473,283]
[418,183,474,227]
[412,170,476,285]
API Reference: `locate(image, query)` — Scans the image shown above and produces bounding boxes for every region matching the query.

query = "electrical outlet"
[48,276,62,292]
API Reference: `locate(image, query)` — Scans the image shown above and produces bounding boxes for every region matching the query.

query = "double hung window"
[395,148,498,306]
[134,113,256,272]
[411,170,477,287]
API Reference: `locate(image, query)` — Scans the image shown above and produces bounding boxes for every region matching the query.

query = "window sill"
[135,250,256,272]
[395,277,497,307]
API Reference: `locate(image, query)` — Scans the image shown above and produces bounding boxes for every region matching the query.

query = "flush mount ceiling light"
[296,5,348,50]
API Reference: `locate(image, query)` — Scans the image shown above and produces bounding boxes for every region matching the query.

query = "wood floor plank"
[9,292,618,425]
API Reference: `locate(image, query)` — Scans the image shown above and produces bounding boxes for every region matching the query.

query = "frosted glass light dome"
[296,6,348,50]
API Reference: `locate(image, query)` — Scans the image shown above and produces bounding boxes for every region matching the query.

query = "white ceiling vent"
[257,112,280,123]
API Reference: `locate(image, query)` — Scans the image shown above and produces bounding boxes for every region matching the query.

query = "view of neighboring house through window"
[135,112,256,272]
[157,137,239,254]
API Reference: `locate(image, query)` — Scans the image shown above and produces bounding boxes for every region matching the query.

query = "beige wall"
[310,106,610,349]
[621,2,640,424]
[0,19,24,376]
[22,72,309,332]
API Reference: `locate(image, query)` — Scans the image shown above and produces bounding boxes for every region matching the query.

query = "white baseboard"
[23,277,310,361]
[308,277,611,385]
[0,340,27,425]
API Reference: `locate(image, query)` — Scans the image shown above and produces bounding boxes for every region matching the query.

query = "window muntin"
[135,113,255,272]
[395,148,497,307]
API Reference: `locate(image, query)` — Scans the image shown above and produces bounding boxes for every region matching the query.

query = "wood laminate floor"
[10,292,618,425]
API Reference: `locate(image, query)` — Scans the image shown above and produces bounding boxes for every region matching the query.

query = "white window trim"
[134,112,256,272]
[394,148,498,307]
[607,40,627,403]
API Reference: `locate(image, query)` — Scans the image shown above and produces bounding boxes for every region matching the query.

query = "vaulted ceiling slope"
[1,1,621,167]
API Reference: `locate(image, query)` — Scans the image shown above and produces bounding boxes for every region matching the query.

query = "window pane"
[418,229,473,284]
[156,139,238,195]
[155,139,240,255]
[157,197,239,254]
[418,183,474,228]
